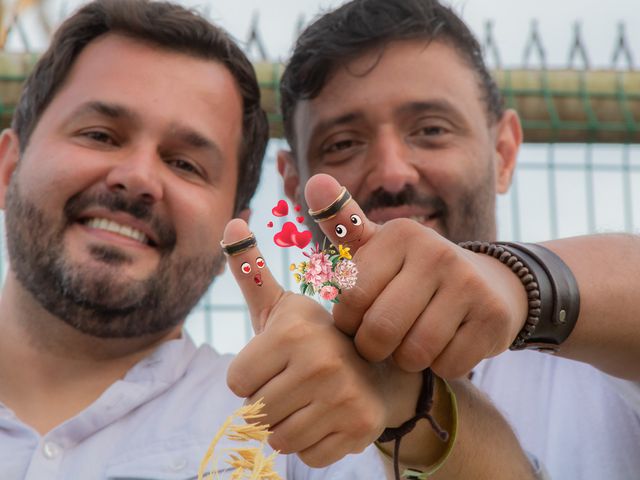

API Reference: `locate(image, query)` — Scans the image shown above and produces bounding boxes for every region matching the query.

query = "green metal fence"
[0,18,638,352]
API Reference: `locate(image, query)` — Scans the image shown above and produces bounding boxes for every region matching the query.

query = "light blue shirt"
[0,336,385,479]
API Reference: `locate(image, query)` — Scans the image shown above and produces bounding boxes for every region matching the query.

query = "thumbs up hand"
[223,218,421,468]
[305,173,528,378]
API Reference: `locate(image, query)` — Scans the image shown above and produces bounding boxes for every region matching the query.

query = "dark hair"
[12,0,268,214]
[280,0,504,148]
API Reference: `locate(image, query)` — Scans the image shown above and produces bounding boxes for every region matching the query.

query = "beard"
[4,180,224,338]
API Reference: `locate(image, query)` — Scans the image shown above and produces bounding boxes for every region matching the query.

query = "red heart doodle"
[296,216,304,223]
[271,200,289,217]
[267,221,274,228]
[294,205,302,212]
[274,221,312,249]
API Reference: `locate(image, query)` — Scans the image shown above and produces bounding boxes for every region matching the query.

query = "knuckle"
[269,431,294,454]
[226,363,251,397]
[332,303,362,336]
[432,356,468,379]
[279,317,315,344]
[338,283,371,312]
[309,354,343,380]
[351,409,379,435]
[395,338,436,372]
[430,240,460,268]
[298,450,332,469]
[361,313,404,351]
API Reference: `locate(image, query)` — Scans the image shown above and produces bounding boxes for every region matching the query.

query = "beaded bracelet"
[376,369,458,480]
[458,241,580,351]
[458,241,541,349]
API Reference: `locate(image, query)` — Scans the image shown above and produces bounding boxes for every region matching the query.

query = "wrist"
[459,241,580,352]
[377,371,458,479]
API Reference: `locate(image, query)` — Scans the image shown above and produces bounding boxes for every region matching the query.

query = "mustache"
[63,190,177,249]
[360,186,447,215]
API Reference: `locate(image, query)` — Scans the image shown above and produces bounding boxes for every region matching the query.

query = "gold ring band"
[308,187,353,223]
[220,233,257,256]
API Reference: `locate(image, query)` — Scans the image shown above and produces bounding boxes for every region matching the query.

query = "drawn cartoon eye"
[350,214,362,226]
[256,257,266,269]
[335,224,347,238]
[241,262,251,274]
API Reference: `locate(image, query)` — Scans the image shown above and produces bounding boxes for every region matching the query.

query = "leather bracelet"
[458,241,580,352]
[376,369,452,480]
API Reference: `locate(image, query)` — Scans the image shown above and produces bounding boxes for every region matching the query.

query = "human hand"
[223,219,421,467]
[305,174,529,378]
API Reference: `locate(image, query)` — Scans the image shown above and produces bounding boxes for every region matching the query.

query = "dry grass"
[198,399,282,480]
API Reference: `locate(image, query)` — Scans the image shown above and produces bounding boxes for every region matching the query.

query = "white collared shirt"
[0,336,385,479]
[473,349,640,480]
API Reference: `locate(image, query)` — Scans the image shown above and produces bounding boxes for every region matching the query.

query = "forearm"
[378,377,537,480]
[541,233,640,380]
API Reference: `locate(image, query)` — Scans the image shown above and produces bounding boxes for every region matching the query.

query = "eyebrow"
[309,98,467,143]
[395,99,466,125]
[69,100,224,164]
[167,124,224,166]
[71,101,140,123]
[309,112,365,144]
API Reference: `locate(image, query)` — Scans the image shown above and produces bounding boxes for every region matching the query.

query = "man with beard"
[277,0,640,479]
[0,0,541,478]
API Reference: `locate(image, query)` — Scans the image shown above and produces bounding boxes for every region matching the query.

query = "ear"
[277,149,302,204]
[0,129,20,209]
[493,109,522,194]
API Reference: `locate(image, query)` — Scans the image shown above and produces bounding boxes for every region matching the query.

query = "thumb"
[222,218,284,333]
[304,173,378,255]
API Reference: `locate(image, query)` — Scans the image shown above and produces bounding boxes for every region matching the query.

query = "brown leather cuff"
[498,242,580,352]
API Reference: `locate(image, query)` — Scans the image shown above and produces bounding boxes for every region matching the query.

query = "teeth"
[85,218,149,244]
[409,215,426,222]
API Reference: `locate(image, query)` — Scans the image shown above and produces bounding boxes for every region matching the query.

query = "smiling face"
[0,34,243,337]
[283,40,519,244]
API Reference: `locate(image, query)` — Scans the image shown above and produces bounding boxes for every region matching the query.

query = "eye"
[350,214,362,226]
[255,257,265,269]
[417,126,446,136]
[81,130,118,146]
[325,139,356,153]
[168,158,199,175]
[335,224,347,238]
[241,262,251,274]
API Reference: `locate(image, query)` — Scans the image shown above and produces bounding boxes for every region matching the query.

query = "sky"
[3,0,639,351]
[7,0,640,69]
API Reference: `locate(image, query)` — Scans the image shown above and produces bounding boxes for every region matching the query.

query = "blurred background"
[0,0,638,352]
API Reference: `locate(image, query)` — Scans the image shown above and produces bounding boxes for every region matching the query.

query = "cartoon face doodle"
[241,257,266,286]
[331,212,365,246]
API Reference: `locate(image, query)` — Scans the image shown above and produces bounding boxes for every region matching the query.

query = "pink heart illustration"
[296,216,304,223]
[271,200,289,217]
[274,222,312,249]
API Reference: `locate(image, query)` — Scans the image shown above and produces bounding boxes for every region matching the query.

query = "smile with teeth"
[83,218,150,245]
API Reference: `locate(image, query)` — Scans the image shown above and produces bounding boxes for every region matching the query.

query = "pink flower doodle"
[319,285,339,301]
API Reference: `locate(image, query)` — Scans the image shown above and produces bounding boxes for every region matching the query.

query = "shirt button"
[43,441,62,459]
[169,458,187,471]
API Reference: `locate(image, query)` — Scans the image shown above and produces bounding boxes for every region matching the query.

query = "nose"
[105,147,163,203]
[366,129,420,194]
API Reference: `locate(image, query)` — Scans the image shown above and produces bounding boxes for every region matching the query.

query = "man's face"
[283,40,518,244]
[0,34,244,337]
